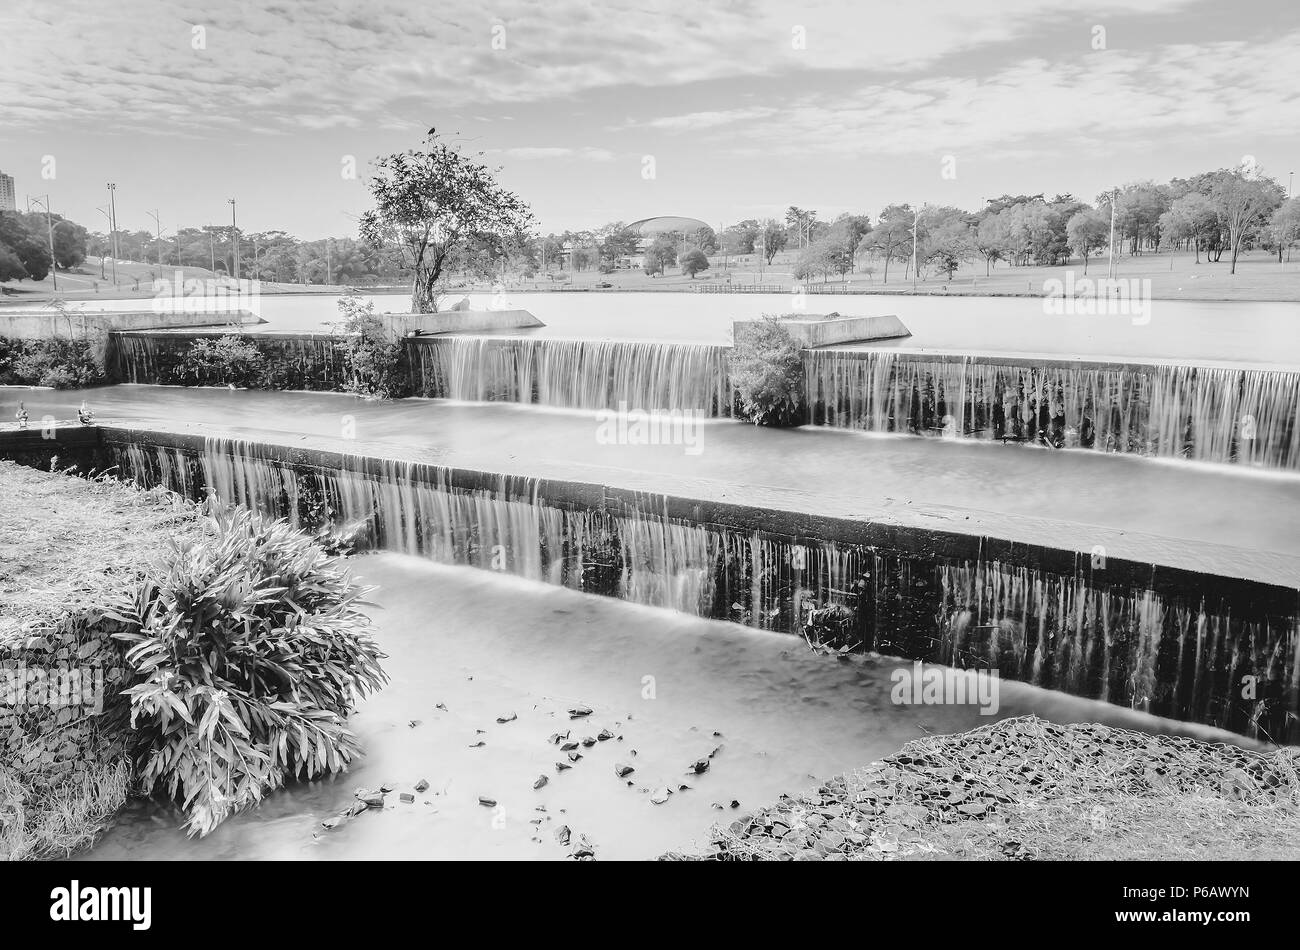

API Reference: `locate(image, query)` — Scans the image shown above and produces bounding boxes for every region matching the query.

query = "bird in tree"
[360,129,535,313]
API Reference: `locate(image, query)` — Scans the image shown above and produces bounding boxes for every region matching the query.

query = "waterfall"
[410,337,734,414]
[804,350,1300,469]
[107,434,1298,738]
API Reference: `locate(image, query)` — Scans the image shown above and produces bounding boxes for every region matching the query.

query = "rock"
[678,783,692,791]
[533,775,549,790]
[597,728,615,741]
[560,740,580,751]
[356,789,385,808]
[496,712,517,723]
[568,751,583,763]
[581,736,597,747]
[555,824,571,846]
[691,758,710,775]
[478,796,497,807]
[414,779,430,793]
[408,720,422,728]
[614,763,635,778]
[321,817,344,830]
[650,787,671,804]
[436,702,448,710]
[556,761,572,772]
[568,705,593,718]
[468,741,486,748]
[399,793,415,804]
[380,783,395,793]
[709,745,723,758]
[730,800,741,809]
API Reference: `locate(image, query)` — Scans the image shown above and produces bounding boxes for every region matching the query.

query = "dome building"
[625,216,713,271]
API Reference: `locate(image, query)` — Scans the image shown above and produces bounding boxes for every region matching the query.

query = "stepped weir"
[94,428,1298,742]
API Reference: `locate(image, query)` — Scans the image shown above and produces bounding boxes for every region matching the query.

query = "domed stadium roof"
[626,216,711,237]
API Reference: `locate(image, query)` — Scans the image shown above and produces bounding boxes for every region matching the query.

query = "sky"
[1,0,1297,240]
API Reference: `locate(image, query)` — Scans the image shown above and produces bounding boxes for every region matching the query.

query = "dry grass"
[0,752,131,861]
[0,460,199,642]
[675,716,1300,861]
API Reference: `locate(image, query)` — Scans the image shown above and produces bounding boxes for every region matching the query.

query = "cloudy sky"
[1,0,1296,239]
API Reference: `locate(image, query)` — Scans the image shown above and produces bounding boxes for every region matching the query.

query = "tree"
[0,212,51,281]
[1066,209,1109,273]
[922,214,975,278]
[867,204,914,283]
[1270,197,1300,263]
[0,244,27,282]
[759,219,787,265]
[359,129,535,312]
[721,220,759,255]
[1158,192,1218,263]
[680,248,710,278]
[1210,170,1285,274]
[975,212,1010,275]
[642,234,677,276]
[829,213,871,270]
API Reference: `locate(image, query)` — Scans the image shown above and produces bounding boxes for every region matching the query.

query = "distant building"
[0,171,15,212]
[626,216,712,269]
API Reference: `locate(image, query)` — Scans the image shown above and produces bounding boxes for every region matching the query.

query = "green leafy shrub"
[103,502,388,837]
[0,336,106,388]
[180,335,267,387]
[728,315,805,427]
[332,290,408,398]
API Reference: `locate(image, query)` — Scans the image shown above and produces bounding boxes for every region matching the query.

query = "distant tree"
[759,219,787,265]
[0,243,27,282]
[1210,170,1285,274]
[1066,208,1110,272]
[359,129,535,312]
[922,214,975,278]
[1158,193,1218,263]
[680,248,710,278]
[867,204,914,283]
[975,212,1010,275]
[829,213,871,269]
[0,212,51,281]
[722,220,759,255]
[643,234,677,275]
[1270,197,1300,262]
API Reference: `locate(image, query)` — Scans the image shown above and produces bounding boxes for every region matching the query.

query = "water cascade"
[409,337,734,413]
[805,350,1300,468]
[110,435,1299,739]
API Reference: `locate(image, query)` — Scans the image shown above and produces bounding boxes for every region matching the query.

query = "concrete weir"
[2,421,1296,742]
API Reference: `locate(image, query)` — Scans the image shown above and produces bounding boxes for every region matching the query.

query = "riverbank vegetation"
[0,461,386,855]
[672,715,1300,861]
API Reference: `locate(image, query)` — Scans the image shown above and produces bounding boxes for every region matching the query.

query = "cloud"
[0,0,1206,135]
[490,146,617,161]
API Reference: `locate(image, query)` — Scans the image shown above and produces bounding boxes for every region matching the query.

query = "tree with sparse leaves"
[360,129,534,312]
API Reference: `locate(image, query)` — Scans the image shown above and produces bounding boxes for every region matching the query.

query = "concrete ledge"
[382,309,545,339]
[733,313,911,347]
[1,309,264,339]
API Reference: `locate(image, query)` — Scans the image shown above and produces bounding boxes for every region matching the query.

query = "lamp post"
[228,198,239,280]
[29,195,58,291]
[146,210,163,269]
[106,183,119,285]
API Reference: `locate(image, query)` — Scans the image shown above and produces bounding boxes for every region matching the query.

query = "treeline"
[779,168,1298,283]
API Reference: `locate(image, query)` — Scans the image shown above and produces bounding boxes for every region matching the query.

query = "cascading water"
[410,337,734,414]
[804,350,1300,468]
[106,433,1299,739]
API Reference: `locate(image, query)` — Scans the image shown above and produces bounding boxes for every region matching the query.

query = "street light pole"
[31,195,57,291]
[106,183,119,286]
[228,198,239,280]
[147,209,163,269]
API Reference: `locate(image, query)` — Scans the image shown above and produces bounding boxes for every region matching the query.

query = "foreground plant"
[331,290,407,398]
[104,503,387,836]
